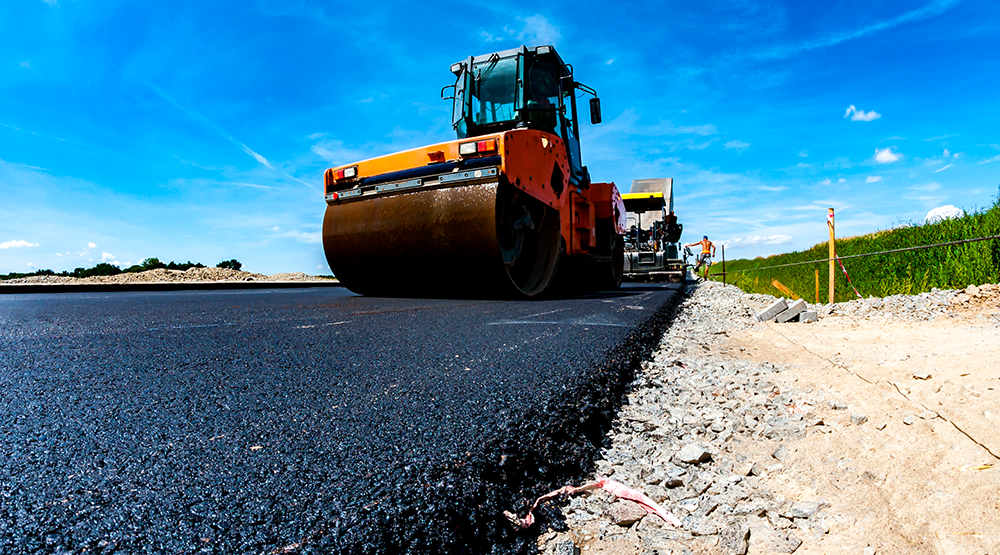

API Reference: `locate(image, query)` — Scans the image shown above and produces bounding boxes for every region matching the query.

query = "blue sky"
[2,0,999,274]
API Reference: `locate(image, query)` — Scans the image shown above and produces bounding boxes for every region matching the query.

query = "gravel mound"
[3,268,329,285]
[733,282,1000,323]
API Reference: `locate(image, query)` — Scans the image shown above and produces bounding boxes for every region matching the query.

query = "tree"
[217,259,243,271]
[141,258,166,270]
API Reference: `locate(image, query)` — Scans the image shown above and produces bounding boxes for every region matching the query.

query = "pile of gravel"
[819,283,999,322]
[735,283,999,324]
[536,282,854,555]
[3,268,328,285]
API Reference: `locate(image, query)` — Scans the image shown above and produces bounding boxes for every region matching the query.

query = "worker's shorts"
[695,253,712,267]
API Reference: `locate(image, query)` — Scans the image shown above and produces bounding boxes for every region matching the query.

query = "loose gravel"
[535,279,999,554]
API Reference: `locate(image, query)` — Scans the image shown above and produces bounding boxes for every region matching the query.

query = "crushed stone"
[3,268,329,284]
[538,279,999,554]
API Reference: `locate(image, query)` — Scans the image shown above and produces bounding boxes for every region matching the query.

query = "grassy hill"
[714,195,1000,303]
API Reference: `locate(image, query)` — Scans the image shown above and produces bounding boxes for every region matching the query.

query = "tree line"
[1,258,243,281]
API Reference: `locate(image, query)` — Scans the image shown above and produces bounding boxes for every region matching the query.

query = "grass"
[713,194,1000,303]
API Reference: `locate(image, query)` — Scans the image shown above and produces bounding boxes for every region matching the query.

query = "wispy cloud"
[866,175,882,183]
[723,235,793,247]
[756,0,959,59]
[933,163,953,173]
[151,85,273,169]
[20,61,30,68]
[481,15,561,45]
[799,150,809,157]
[268,226,321,244]
[1,239,39,249]
[725,140,750,151]
[979,155,1000,165]
[844,105,881,121]
[874,147,900,163]
[516,15,561,44]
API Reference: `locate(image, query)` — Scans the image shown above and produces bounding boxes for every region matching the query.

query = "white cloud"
[20,61,30,68]
[27,262,38,268]
[865,175,882,183]
[87,242,97,248]
[724,235,793,247]
[874,147,900,163]
[606,58,615,65]
[724,140,750,151]
[821,178,831,185]
[925,205,964,223]
[1,239,40,249]
[269,227,321,244]
[844,105,881,121]
[799,150,808,157]
[516,15,561,44]
[933,164,953,173]
[480,30,504,43]
[943,149,950,156]
[979,155,1000,165]
[482,15,562,46]
[101,252,117,262]
[838,178,846,183]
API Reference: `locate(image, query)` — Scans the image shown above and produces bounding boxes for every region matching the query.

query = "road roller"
[322,45,626,297]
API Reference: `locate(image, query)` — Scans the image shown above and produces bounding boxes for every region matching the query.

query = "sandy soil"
[537,284,1000,555]
[722,309,1000,554]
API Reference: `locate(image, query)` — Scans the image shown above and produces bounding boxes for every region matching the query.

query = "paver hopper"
[622,178,685,281]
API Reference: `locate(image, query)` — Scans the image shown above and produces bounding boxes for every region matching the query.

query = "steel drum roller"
[323,181,560,297]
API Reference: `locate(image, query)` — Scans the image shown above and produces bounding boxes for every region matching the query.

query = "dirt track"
[538,281,999,555]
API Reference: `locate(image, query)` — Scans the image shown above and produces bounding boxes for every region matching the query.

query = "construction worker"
[685,236,716,280]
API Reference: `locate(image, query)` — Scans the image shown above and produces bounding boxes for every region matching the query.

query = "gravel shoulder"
[536,280,1000,555]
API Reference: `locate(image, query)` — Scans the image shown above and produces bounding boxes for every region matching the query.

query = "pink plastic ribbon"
[504,476,682,529]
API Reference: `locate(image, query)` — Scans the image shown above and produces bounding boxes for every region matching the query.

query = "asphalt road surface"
[0,284,683,554]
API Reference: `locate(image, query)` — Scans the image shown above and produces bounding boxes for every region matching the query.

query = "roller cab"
[323,45,625,297]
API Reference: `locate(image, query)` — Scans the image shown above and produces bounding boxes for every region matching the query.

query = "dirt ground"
[722,307,1000,554]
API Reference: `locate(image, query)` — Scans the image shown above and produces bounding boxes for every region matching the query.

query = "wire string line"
[727,234,1000,274]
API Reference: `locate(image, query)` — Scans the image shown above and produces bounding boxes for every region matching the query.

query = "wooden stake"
[772,279,799,300]
[828,208,835,304]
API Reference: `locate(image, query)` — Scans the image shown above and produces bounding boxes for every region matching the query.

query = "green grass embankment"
[714,196,1000,303]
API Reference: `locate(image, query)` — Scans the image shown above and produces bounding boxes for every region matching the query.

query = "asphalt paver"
[0,284,683,554]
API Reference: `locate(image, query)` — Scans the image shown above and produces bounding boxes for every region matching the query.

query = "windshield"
[468,56,518,127]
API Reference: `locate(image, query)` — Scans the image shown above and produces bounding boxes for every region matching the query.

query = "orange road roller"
[323,45,626,297]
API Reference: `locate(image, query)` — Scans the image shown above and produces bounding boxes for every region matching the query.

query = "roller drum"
[323,181,560,298]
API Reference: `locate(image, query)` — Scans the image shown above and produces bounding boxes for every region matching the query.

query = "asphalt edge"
[347,284,692,554]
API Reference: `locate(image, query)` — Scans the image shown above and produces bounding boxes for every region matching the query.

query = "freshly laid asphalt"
[0,284,683,554]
